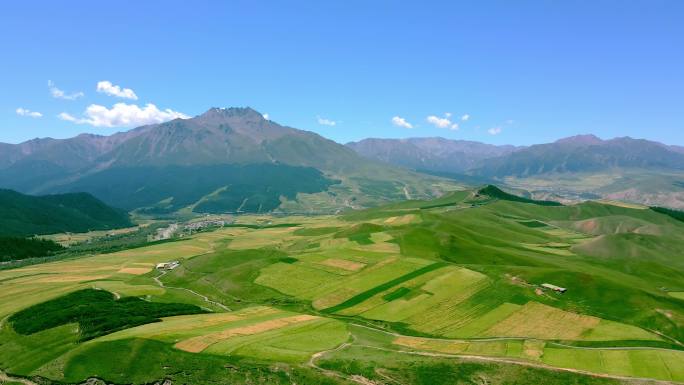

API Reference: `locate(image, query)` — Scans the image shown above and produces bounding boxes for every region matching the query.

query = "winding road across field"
[307,340,682,385]
[153,270,231,311]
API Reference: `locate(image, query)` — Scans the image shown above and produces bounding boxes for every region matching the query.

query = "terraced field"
[393,336,684,382]
[89,306,349,362]
[1,187,683,384]
[542,347,684,382]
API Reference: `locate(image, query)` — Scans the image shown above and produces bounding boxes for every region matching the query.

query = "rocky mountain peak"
[554,134,604,146]
[195,107,265,124]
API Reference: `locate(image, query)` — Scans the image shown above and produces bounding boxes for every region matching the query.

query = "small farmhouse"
[541,283,567,293]
[156,261,180,270]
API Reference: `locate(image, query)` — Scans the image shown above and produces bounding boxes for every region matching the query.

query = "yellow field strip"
[174,314,319,353]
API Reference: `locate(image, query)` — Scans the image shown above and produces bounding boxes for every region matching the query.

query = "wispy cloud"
[488,127,502,135]
[485,119,513,135]
[391,116,413,129]
[48,80,84,100]
[59,103,189,127]
[426,114,458,130]
[16,108,42,118]
[96,81,138,100]
[317,116,337,126]
[461,114,470,121]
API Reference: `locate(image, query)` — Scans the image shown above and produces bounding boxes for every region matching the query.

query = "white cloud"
[262,113,270,120]
[57,112,79,122]
[488,127,502,135]
[59,103,189,127]
[96,81,138,100]
[48,80,84,100]
[426,115,450,128]
[426,114,458,130]
[461,114,470,121]
[391,116,413,129]
[506,119,514,125]
[317,116,337,126]
[445,112,452,118]
[16,108,42,118]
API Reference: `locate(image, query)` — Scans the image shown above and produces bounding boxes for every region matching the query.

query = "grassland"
[542,347,684,382]
[0,187,683,384]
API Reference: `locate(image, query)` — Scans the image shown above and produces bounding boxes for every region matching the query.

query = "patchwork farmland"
[1,188,684,384]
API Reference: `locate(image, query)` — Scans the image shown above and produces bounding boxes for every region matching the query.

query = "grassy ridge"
[0,189,132,237]
[319,345,626,385]
[478,185,563,206]
[650,206,684,222]
[322,262,447,313]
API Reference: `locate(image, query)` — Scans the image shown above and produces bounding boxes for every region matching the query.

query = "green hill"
[0,189,132,236]
[650,206,684,222]
[477,185,563,206]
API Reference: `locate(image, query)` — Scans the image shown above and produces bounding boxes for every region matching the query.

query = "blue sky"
[1,0,682,145]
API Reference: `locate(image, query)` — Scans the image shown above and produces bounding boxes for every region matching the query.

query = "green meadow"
[1,186,683,384]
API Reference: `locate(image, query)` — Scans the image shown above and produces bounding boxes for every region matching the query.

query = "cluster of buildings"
[183,219,229,232]
[156,260,180,270]
[541,283,567,293]
[150,217,233,241]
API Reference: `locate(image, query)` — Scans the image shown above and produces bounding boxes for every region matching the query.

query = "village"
[151,216,233,242]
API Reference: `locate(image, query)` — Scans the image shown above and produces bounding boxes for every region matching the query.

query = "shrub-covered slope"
[0,189,132,236]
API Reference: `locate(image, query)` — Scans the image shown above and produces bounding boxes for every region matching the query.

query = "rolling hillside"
[0,108,456,214]
[1,187,683,384]
[0,189,132,236]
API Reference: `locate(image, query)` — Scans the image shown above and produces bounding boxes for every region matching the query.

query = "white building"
[156,261,180,270]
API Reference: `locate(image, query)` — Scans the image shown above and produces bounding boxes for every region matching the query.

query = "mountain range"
[472,134,684,177]
[347,134,684,176]
[0,108,453,214]
[3,107,684,212]
[346,137,519,174]
[347,134,684,208]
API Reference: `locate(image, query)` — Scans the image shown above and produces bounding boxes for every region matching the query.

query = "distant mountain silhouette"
[347,135,684,177]
[0,108,450,214]
[347,137,519,173]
